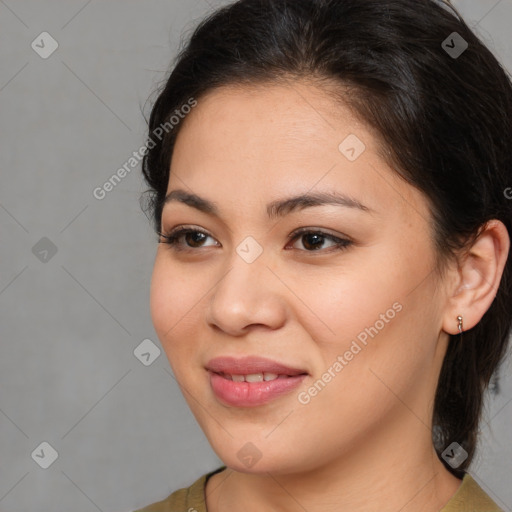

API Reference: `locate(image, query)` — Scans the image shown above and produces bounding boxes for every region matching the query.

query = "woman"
[135,0,512,510]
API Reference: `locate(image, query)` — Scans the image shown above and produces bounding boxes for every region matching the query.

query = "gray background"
[0,1,511,511]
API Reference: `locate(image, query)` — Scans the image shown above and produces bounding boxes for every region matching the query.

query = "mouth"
[214,371,300,382]
[205,355,308,376]
[205,356,309,407]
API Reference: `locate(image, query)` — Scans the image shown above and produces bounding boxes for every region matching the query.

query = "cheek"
[291,308,419,456]
[149,255,173,337]
[298,247,434,397]
[306,224,434,352]
[149,253,204,357]
[302,258,404,353]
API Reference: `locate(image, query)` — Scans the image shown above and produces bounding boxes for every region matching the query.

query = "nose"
[205,250,287,336]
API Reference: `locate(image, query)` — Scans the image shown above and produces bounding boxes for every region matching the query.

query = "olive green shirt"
[133,466,504,512]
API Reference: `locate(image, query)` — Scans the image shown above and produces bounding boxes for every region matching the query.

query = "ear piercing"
[457,315,463,334]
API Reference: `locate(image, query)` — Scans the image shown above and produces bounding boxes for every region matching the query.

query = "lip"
[205,355,308,376]
[206,356,308,407]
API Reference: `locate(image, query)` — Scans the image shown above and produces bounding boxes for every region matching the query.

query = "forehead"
[176,81,368,154]
[168,82,431,227]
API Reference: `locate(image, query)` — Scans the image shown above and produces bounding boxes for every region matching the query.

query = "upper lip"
[205,356,308,376]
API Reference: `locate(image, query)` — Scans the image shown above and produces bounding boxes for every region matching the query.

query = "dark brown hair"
[141,0,512,477]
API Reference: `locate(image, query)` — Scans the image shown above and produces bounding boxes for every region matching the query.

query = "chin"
[207,436,308,476]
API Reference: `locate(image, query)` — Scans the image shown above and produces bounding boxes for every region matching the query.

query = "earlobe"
[442,219,510,335]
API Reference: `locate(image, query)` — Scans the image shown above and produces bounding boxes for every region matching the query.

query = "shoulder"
[441,473,504,512]
[133,466,226,512]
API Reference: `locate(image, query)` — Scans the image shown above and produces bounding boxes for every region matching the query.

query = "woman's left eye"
[287,228,352,252]
[157,227,352,253]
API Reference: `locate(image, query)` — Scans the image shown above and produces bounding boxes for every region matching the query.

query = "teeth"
[224,372,282,382]
[245,373,264,382]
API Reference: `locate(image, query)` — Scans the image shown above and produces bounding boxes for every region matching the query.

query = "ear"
[442,220,510,335]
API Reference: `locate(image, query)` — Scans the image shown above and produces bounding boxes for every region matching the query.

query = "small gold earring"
[457,315,463,334]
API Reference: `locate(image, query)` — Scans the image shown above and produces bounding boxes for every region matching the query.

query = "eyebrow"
[163,188,372,220]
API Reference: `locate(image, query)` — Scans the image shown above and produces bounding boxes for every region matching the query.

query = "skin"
[149,81,510,512]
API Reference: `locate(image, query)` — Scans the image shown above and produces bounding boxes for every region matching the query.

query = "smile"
[205,355,309,407]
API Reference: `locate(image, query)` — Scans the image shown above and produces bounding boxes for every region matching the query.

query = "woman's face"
[150,82,452,475]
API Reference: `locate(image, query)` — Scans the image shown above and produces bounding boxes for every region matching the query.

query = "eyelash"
[157,226,353,254]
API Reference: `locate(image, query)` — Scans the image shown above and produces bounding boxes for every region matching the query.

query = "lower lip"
[209,371,307,407]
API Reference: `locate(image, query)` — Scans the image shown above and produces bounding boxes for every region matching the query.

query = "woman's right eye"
[158,227,219,251]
